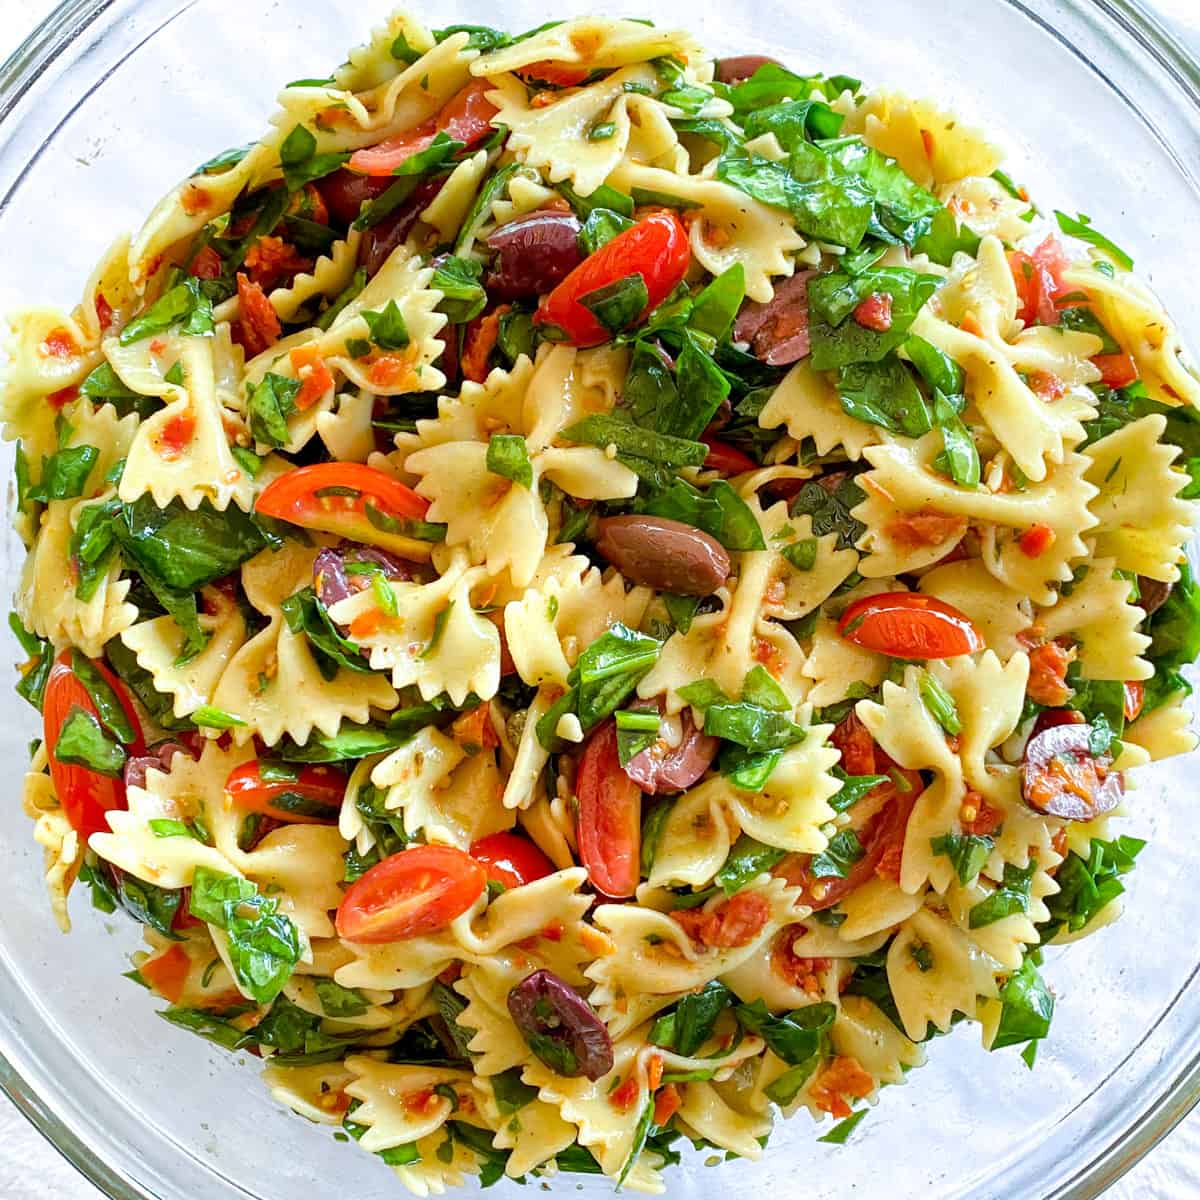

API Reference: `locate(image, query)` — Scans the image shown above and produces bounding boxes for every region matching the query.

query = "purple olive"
[485,212,583,299]
[1136,576,1172,616]
[123,741,190,790]
[733,271,815,366]
[507,968,614,1081]
[314,544,415,609]
[1021,723,1123,821]
[359,176,447,276]
[623,702,719,794]
[313,548,352,608]
[595,515,731,596]
[714,55,784,85]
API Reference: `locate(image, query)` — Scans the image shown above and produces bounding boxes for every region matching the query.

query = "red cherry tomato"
[838,592,983,659]
[225,760,345,824]
[43,651,145,840]
[534,211,691,347]
[335,845,487,943]
[470,831,555,889]
[1007,236,1069,327]
[701,436,757,475]
[1092,352,1139,388]
[348,79,498,177]
[255,462,432,561]
[576,720,642,898]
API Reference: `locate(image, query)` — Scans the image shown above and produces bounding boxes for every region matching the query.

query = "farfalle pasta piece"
[114,332,258,512]
[853,433,1098,603]
[419,150,491,241]
[830,994,925,1091]
[939,175,1032,241]
[677,1081,772,1160]
[22,753,79,933]
[316,389,376,462]
[800,579,896,707]
[1124,693,1198,761]
[327,552,501,704]
[1063,261,1200,408]
[343,1057,478,1152]
[336,868,594,991]
[269,230,363,324]
[837,877,927,943]
[910,236,1100,482]
[757,358,879,461]
[474,1072,577,1178]
[754,498,858,621]
[1083,414,1194,583]
[608,161,806,303]
[334,8,435,92]
[942,861,1060,971]
[264,1061,357,1126]
[209,542,398,743]
[1037,559,1151,682]
[886,906,999,1041]
[16,400,140,657]
[645,785,734,889]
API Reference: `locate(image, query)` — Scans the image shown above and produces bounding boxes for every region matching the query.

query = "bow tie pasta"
[7,5,1200,1193]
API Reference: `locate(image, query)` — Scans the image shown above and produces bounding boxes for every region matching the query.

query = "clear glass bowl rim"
[1,0,1199,1197]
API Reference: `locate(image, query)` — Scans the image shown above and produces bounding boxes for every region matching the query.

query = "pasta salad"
[7,7,1200,1192]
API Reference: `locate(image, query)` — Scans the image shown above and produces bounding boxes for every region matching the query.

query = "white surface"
[0,0,1196,1197]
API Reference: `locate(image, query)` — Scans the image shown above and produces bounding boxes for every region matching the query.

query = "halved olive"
[595,515,730,596]
[1022,722,1123,821]
[507,968,613,1081]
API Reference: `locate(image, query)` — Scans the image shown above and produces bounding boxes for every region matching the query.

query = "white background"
[0,0,1197,1197]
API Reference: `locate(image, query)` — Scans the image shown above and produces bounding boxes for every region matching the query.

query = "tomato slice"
[43,651,145,840]
[470,831,555,889]
[140,943,191,1004]
[348,79,498,177]
[838,593,983,659]
[1007,236,1069,327]
[255,462,433,561]
[335,845,486,943]
[701,436,757,475]
[1092,352,1139,388]
[576,720,642,898]
[225,760,345,824]
[534,211,691,347]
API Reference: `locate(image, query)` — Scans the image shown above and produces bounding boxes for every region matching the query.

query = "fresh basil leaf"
[161,1006,252,1050]
[930,831,994,885]
[810,829,864,879]
[497,306,537,365]
[54,707,126,776]
[105,637,195,732]
[280,587,373,677]
[660,330,730,440]
[743,98,843,150]
[314,978,370,1017]
[1039,835,1144,941]
[616,708,659,766]
[904,335,964,396]
[676,679,729,711]
[828,766,888,813]
[195,143,254,175]
[990,955,1054,1050]
[917,668,962,734]
[702,701,805,751]
[192,705,247,730]
[486,433,533,489]
[69,649,136,744]
[246,372,302,448]
[641,477,765,551]
[837,356,932,436]
[316,268,368,331]
[362,299,410,350]
[579,274,649,336]
[912,206,981,265]
[491,1068,538,1114]
[577,207,634,257]
[639,798,674,879]
[558,180,635,220]
[119,277,214,344]
[673,981,735,1056]
[10,614,51,711]
[715,834,787,895]
[781,537,818,571]
[26,445,97,502]
[764,1057,821,1104]
[818,1109,868,1144]
[809,270,939,370]
[733,998,835,1065]
[663,592,700,635]
[740,665,789,711]
[573,623,662,731]
[932,389,980,487]
[688,263,745,342]
[434,23,510,51]
[432,256,487,324]
[789,475,866,551]
[1054,210,1133,270]
[562,414,708,468]
[279,124,350,192]
[969,860,1037,929]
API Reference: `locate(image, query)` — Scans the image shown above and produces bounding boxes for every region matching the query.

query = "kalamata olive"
[315,169,393,227]
[595,515,731,596]
[314,544,415,609]
[733,271,815,365]
[1021,722,1123,821]
[507,968,614,1081]
[122,740,189,791]
[359,176,447,276]
[715,54,783,85]
[485,212,583,299]
[1136,576,1173,616]
[1030,708,1085,739]
[623,701,719,794]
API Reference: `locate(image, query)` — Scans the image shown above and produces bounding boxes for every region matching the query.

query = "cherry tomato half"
[255,462,432,561]
[470,831,555,889]
[1092,352,1139,389]
[348,79,498,177]
[1007,235,1069,327]
[701,436,757,475]
[225,760,345,824]
[43,651,144,840]
[576,720,642,898]
[838,593,983,659]
[534,211,691,347]
[335,845,487,943]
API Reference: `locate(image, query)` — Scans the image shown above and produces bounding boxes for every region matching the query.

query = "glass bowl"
[1,0,1199,1197]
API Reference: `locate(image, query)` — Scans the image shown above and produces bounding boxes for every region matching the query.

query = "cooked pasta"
[6,7,1200,1192]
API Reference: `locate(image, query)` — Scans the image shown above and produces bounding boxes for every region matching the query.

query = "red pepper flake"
[1018,523,1055,559]
[959,789,1004,836]
[47,385,79,410]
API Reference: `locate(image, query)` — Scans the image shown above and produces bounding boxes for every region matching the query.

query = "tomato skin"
[852,292,893,332]
[1123,680,1145,722]
[335,845,487,943]
[534,211,691,347]
[576,721,642,898]
[1092,352,1139,388]
[43,651,145,840]
[470,831,555,889]
[140,943,191,1003]
[225,760,345,824]
[348,79,498,177]
[1007,236,1069,327]
[701,437,757,475]
[517,61,590,87]
[234,273,281,356]
[838,592,983,659]
[255,462,432,560]
[1018,523,1056,559]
